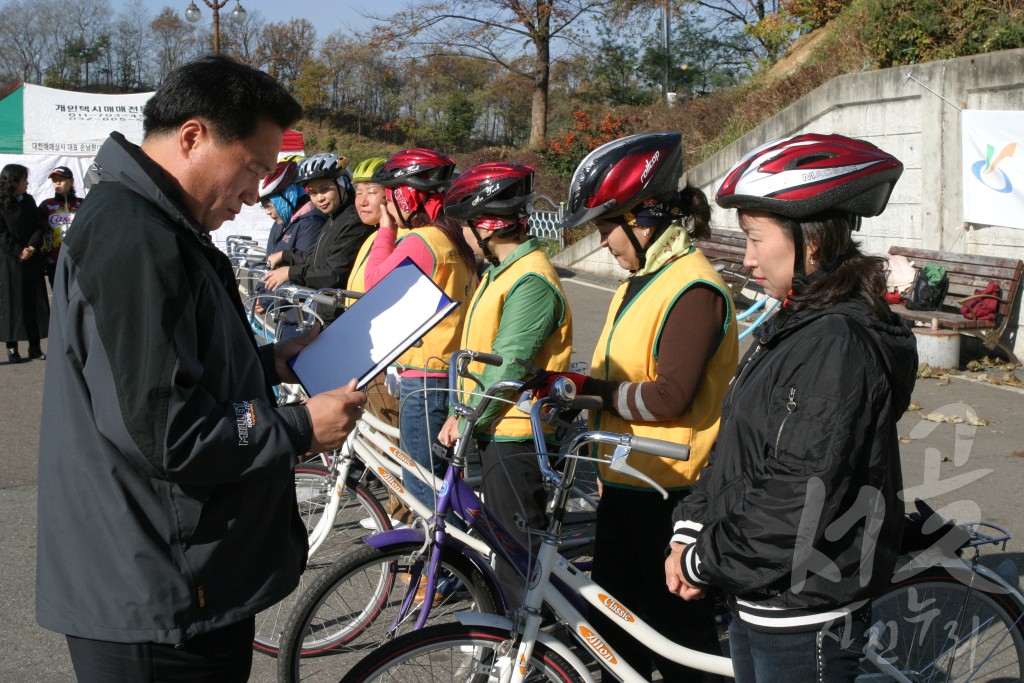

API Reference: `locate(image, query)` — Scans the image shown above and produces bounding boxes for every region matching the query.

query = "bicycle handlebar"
[309,288,365,310]
[473,351,504,367]
[630,435,691,460]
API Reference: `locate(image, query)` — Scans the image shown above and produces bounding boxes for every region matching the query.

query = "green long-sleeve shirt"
[455,238,564,436]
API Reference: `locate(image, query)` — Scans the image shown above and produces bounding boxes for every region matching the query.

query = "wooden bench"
[888,246,1023,364]
[695,227,751,298]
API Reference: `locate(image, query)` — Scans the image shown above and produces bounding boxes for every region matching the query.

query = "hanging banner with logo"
[962,109,1024,229]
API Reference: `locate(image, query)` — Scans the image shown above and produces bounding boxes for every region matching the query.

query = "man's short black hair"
[143,54,302,141]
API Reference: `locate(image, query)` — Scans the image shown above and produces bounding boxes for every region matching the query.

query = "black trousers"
[590,486,724,682]
[65,616,255,683]
[479,439,549,604]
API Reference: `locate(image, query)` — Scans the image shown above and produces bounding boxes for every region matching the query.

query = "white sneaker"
[359,516,407,530]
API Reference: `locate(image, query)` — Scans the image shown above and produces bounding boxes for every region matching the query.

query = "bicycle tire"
[278,541,503,682]
[860,567,1024,682]
[253,463,390,655]
[339,623,586,683]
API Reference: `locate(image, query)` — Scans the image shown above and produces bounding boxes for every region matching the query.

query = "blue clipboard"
[288,258,460,395]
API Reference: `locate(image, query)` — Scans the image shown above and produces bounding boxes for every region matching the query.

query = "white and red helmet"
[258,160,298,200]
[716,133,903,219]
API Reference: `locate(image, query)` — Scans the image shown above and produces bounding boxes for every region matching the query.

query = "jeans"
[728,605,869,683]
[398,376,450,512]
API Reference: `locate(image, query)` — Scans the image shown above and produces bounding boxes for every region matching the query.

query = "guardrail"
[528,195,564,249]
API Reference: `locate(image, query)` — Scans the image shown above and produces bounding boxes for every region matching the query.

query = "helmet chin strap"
[618,224,646,272]
[393,192,424,230]
[469,223,500,266]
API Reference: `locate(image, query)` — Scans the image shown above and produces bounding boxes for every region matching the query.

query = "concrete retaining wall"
[557,48,1024,357]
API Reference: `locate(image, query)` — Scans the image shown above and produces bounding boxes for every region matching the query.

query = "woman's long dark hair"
[0,164,29,211]
[776,210,890,320]
[679,184,711,240]
[645,184,712,240]
[410,202,477,272]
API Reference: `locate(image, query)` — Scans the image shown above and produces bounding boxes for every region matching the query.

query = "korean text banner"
[962,109,1024,229]
[0,84,153,156]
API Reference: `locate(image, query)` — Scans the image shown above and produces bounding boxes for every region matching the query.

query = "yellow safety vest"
[591,250,738,490]
[459,247,572,439]
[396,225,476,373]
[345,228,412,306]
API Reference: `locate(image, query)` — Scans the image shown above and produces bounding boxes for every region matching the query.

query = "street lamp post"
[184,1,247,54]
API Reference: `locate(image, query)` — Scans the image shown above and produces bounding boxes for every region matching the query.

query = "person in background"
[344,156,419,530]
[0,163,49,363]
[665,133,916,683]
[261,153,375,324]
[260,160,324,258]
[253,160,325,316]
[544,132,738,681]
[36,55,365,682]
[365,148,477,515]
[437,162,573,601]
[345,156,393,299]
[39,165,83,288]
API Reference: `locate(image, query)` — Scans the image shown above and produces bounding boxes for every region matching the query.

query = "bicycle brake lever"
[609,444,670,500]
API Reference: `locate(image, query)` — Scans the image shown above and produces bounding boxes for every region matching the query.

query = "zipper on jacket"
[773,387,797,457]
[727,344,762,413]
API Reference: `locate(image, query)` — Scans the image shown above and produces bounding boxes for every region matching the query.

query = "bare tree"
[0,0,51,83]
[150,7,199,84]
[42,0,113,88]
[221,7,266,67]
[682,0,790,61]
[101,0,151,90]
[257,19,317,88]
[369,0,630,149]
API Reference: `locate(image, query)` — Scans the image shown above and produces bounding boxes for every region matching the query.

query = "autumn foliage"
[540,111,641,179]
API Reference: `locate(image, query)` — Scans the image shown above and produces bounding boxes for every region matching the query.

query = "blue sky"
[132,0,410,36]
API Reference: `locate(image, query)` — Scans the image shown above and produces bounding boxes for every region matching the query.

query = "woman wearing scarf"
[551,132,738,681]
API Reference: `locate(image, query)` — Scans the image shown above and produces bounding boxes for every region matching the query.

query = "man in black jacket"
[36,56,365,682]
[262,152,375,323]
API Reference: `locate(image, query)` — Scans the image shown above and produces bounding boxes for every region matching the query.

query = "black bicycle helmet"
[560,132,684,229]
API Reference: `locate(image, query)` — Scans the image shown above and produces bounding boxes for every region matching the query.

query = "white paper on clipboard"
[288,257,460,395]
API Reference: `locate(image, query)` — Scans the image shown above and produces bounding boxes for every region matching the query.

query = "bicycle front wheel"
[278,542,502,682]
[339,623,586,683]
[860,568,1024,682]
[253,463,389,655]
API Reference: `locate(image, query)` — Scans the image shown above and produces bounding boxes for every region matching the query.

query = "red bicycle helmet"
[444,162,535,221]
[560,132,683,228]
[371,148,457,191]
[715,133,903,219]
[259,160,298,199]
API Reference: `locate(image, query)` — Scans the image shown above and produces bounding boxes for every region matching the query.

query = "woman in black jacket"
[262,153,375,324]
[665,134,919,683]
[0,164,49,363]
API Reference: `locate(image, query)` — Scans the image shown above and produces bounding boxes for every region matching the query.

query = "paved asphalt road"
[2,268,1022,682]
